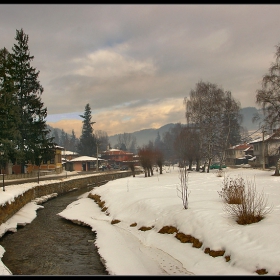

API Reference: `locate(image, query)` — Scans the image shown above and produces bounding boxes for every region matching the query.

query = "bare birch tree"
[184,80,242,172]
[256,43,280,130]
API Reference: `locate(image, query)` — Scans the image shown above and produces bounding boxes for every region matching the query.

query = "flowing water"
[0,186,108,275]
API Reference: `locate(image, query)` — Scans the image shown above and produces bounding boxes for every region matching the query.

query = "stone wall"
[0,171,138,226]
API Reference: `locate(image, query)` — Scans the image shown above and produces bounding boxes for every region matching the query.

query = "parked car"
[113,165,120,169]
[120,165,128,170]
[209,162,226,169]
[99,165,107,171]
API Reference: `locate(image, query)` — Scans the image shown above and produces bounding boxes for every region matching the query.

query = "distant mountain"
[48,107,265,149]
[108,123,176,148]
[108,107,265,147]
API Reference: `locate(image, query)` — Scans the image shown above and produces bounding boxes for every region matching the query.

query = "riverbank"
[0,185,108,275]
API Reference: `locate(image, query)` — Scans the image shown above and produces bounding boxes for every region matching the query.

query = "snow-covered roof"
[228,144,252,150]
[249,132,280,144]
[249,136,269,144]
[62,150,79,156]
[55,145,64,150]
[102,149,133,155]
[70,156,104,162]
[248,156,256,161]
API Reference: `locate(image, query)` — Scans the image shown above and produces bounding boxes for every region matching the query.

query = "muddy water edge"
[0,184,109,276]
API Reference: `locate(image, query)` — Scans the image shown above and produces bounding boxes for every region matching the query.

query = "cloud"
[74,48,156,78]
[47,98,186,137]
[2,4,280,135]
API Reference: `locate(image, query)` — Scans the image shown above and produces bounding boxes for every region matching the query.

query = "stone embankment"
[0,171,139,226]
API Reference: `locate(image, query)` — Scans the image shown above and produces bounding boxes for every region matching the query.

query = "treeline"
[47,126,79,153]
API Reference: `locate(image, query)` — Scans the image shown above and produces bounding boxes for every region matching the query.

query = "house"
[69,156,105,172]
[25,146,64,174]
[62,150,79,161]
[225,143,254,166]
[100,148,134,167]
[62,150,79,171]
[248,129,280,168]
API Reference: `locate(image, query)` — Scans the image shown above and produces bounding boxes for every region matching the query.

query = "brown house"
[101,149,134,167]
[25,145,64,175]
[7,145,64,175]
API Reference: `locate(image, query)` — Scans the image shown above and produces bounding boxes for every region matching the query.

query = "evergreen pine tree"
[64,133,70,150]
[52,129,60,146]
[60,129,66,148]
[0,47,21,165]
[154,131,165,153]
[11,28,55,170]
[69,129,78,152]
[77,103,96,156]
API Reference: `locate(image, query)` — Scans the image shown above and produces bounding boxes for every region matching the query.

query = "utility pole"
[262,126,266,170]
[96,143,99,172]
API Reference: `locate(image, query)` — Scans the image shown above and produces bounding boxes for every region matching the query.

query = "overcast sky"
[1,4,279,136]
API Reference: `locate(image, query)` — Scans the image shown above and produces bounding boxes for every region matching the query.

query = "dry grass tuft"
[138,226,153,231]
[88,193,101,202]
[255,268,268,275]
[88,193,108,212]
[175,232,193,243]
[175,232,202,248]
[158,226,178,234]
[192,237,203,248]
[98,200,105,208]
[224,255,231,262]
[111,219,121,224]
[204,247,225,257]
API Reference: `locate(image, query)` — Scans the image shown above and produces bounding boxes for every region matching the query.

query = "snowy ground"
[0,166,279,275]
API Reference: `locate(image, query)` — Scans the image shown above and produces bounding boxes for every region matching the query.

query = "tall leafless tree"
[184,81,241,172]
[117,132,136,153]
[95,130,109,153]
[256,43,280,129]
[154,148,164,174]
[255,43,280,175]
[214,91,242,168]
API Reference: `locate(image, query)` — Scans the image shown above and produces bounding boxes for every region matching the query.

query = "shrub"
[218,175,245,204]
[221,176,273,225]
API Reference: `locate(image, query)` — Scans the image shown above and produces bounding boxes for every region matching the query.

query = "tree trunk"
[273,161,280,176]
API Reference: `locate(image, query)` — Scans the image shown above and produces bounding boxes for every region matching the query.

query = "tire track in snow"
[113,223,194,275]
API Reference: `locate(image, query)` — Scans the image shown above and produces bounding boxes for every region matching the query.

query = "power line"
[241,126,264,142]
